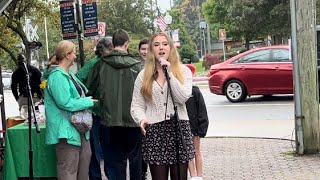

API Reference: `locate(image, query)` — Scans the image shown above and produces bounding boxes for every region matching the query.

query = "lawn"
[192,61,209,77]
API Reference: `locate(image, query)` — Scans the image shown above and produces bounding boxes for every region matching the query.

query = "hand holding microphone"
[158,58,171,70]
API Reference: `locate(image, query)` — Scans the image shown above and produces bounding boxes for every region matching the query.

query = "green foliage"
[97,0,153,37]
[317,0,320,25]
[202,0,291,47]
[128,38,141,59]
[180,44,198,63]
[0,0,54,66]
[169,9,198,62]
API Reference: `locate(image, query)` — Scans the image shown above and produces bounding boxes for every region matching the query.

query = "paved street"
[199,86,295,139]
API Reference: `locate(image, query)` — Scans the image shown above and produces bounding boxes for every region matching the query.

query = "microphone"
[158,57,167,71]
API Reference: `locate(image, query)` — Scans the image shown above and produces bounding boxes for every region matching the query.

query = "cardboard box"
[7,116,25,128]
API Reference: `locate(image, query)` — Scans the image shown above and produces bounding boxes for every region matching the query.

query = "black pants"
[100,126,142,180]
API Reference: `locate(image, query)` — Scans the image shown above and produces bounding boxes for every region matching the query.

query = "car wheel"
[224,80,247,102]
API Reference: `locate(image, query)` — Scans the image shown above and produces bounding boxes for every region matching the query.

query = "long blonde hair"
[49,40,75,65]
[141,32,184,101]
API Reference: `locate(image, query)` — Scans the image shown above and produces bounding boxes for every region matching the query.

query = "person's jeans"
[89,115,102,180]
[100,126,142,180]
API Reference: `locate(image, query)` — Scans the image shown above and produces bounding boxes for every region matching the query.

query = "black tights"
[149,163,188,180]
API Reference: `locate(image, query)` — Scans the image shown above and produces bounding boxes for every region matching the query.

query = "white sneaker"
[196,177,203,180]
[189,177,198,180]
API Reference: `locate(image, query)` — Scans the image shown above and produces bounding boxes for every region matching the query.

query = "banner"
[59,1,77,40]
[82,0,98,37]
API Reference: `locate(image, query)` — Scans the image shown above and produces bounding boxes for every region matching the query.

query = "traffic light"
[28,41,42,50]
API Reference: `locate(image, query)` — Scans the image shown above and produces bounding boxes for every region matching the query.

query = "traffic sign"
[98,22,106,37]
[200,21,206,29]
[219,29,226,41]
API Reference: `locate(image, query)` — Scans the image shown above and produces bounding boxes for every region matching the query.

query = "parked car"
[208,45,292,102]
[2,72,12,90]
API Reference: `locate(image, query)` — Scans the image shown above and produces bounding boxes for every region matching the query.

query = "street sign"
[98,22,106,37]
[59,1,77,40]
[82,0,98,37]
[200,21,206,29]
[172,29,180,48]
[219,29,226,41]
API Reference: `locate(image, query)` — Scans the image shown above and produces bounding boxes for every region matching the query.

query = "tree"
[173,0,206,56]
[169,8,198,62]
[97,0,153,37]
[202,0,291,49]
[0,0,52,64]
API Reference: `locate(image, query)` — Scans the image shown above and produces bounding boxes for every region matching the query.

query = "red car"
[208,45,292,102]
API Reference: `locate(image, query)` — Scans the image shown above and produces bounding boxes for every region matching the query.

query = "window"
[272,49,290,62]
[233,50,271,64]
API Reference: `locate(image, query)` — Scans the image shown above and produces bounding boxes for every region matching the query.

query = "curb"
[205,136,295,142]
[193,76,208,82]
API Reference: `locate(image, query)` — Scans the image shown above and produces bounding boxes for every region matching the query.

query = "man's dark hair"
[112,29,129,47]
[138,38,149,50]
[95,37,113,57]
[17,53,26,67]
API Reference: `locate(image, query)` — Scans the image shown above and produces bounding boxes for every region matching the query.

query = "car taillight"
[208,69,219,76]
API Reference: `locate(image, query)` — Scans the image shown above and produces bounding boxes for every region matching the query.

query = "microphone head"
[158,57,166,64]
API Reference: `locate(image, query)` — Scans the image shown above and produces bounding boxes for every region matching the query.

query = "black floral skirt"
[142,119,195,165]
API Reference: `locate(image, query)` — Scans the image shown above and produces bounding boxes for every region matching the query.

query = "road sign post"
[200,21,207,57]
[219,29,226,61]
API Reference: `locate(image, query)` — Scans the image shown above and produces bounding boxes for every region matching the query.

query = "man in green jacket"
[76,37,113,180]
[86,29,142,180]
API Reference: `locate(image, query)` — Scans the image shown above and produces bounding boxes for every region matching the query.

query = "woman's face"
[152,35,170,62]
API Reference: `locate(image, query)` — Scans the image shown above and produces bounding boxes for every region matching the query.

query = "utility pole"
[76,0,85,67]
[206,0,211,53]
[197,0,202,57]
[291,0,320,154]
[206,23,211,53]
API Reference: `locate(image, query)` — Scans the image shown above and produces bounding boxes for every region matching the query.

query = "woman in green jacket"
[44,40,96,180]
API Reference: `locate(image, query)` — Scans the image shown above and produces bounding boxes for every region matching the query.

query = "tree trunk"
[245,38,250,50]
[295,0,320,154]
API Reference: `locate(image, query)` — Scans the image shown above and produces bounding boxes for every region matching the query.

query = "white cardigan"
[131,65,192,124]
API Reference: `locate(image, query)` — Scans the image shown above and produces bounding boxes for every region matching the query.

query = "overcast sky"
[157,0,172,13]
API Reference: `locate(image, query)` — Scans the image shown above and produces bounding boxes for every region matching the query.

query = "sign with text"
[59,1,77,40]
[171,29,180,47]
[82,0,98,37]
[219,29,226,41]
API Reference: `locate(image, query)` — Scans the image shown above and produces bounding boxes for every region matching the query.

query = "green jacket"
[76,57,101,116]
[86,50,141,127]
[44,67,93,146]
[76,57,99,82]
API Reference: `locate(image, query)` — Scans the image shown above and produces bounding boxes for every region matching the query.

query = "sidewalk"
[200,137,320,180]
[100,138,320,180]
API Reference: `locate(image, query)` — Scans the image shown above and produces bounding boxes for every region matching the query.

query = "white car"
[2,72,12,90]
